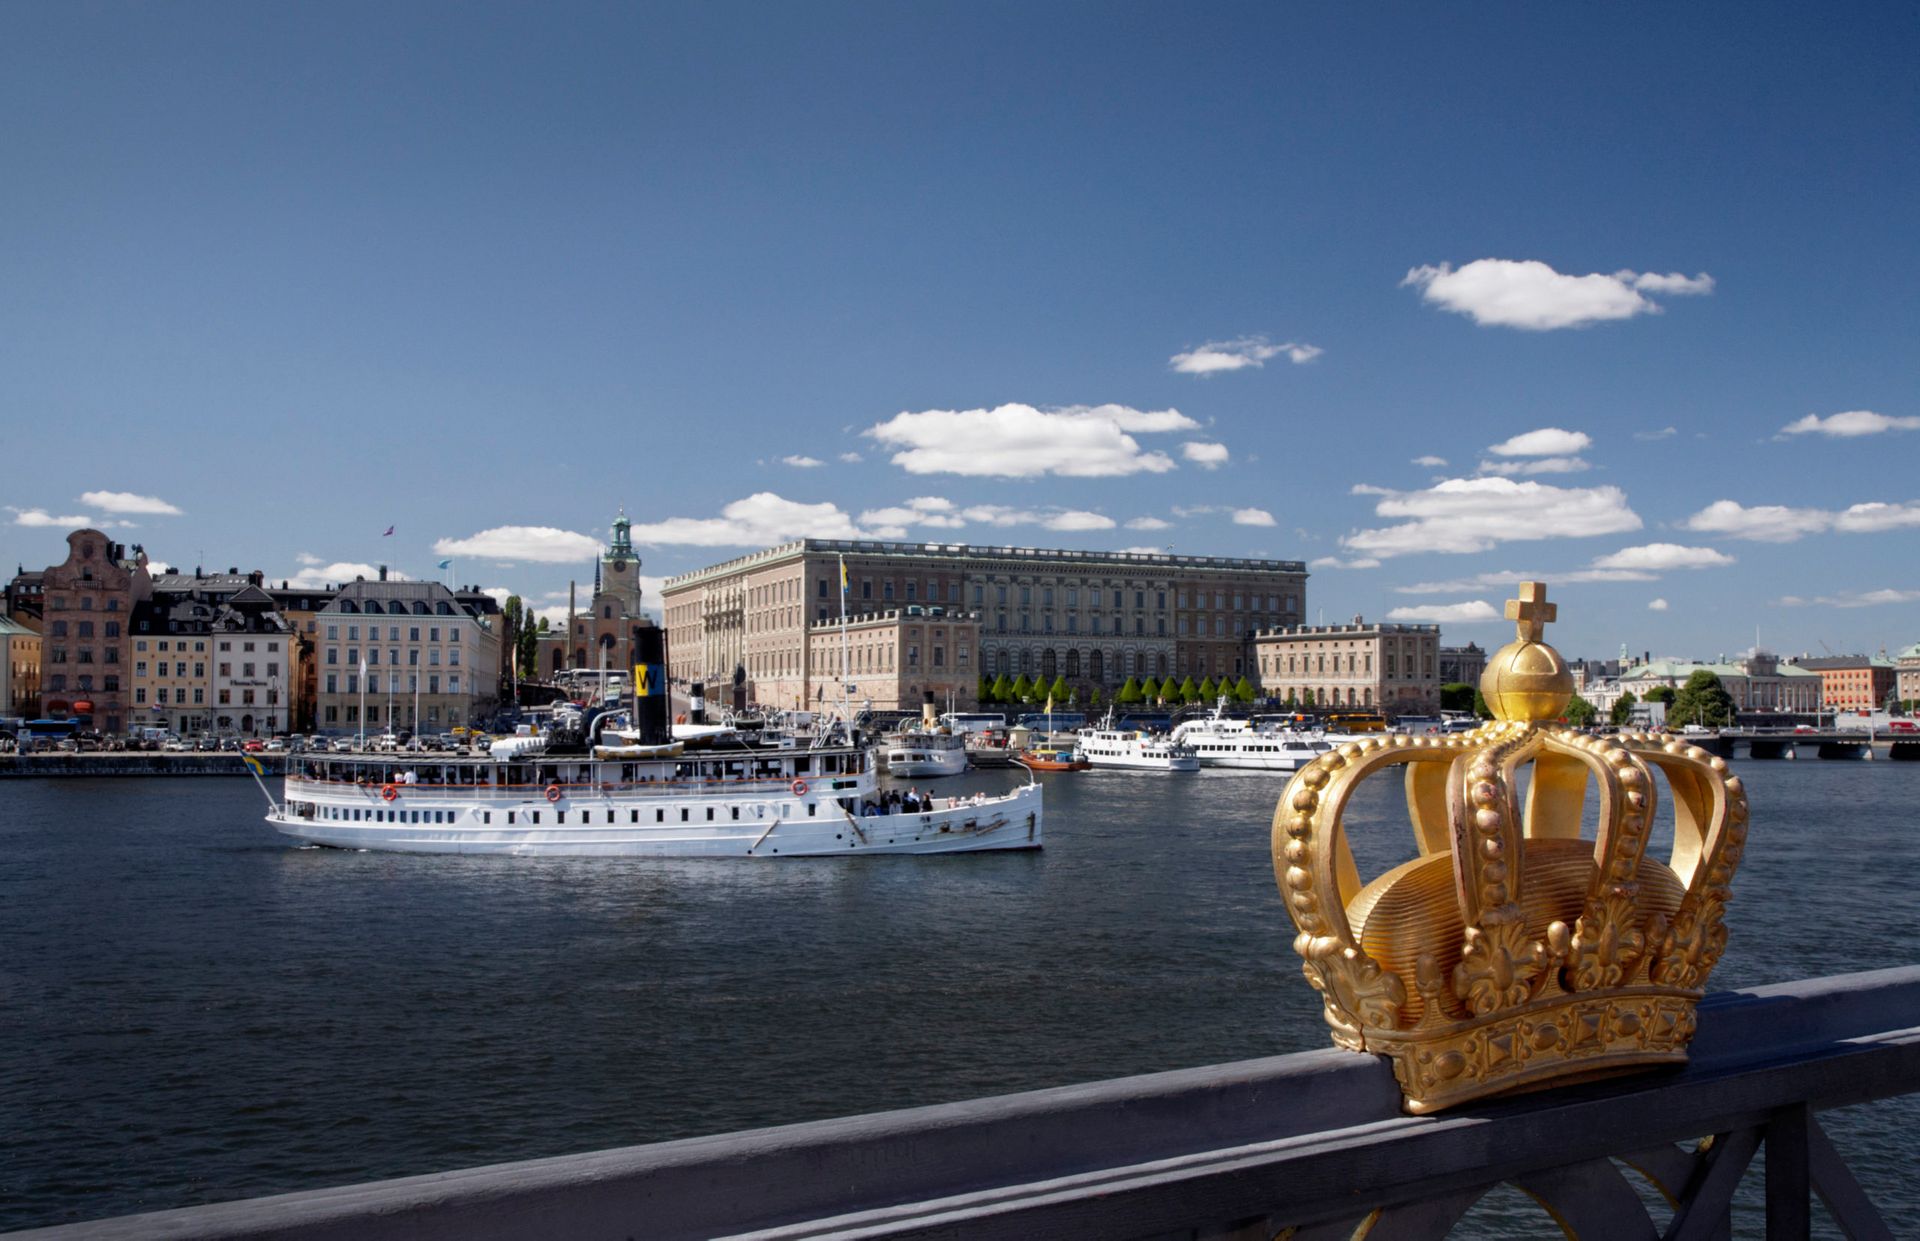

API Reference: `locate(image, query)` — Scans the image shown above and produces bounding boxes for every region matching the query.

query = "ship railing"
[284,775,863,801]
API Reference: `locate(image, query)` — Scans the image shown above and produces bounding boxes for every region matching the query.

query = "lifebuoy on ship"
[544,784,563,803]
[790,778,808,797]
[381,783,398,802]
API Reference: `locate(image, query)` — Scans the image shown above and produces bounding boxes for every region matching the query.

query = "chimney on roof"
[378,565,388,582]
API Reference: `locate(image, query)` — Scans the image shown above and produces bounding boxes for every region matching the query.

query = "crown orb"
[1478,637,1574,723]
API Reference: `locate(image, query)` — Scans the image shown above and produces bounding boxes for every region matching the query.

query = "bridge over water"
[15,967,1916,1240]
[1689,731,1920,762]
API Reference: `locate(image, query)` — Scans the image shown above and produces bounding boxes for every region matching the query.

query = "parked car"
[330,738,355,753]
[1889,720,1916,733]
[162,739,191,752]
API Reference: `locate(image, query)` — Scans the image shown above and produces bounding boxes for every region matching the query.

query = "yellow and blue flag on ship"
[242,754,266,777]
[840,560,849,593]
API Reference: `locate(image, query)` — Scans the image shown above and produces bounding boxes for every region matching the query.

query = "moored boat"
[1074,716,1200,772]
[1015,747,1089,772]
[1168,700,1331,772]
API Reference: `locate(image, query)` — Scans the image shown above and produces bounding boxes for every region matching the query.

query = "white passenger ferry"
[264,705,1040,857]
[1167,702,1332,772]
[883,728,970,778]
[1073,724,1200,772]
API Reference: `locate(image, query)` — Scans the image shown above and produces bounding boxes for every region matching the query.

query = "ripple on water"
[0,765,1915,1233]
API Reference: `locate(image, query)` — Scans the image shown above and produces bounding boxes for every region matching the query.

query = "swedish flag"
[242,754,266,777]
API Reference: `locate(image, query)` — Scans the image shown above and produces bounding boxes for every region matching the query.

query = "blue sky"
[3,3,1916,660]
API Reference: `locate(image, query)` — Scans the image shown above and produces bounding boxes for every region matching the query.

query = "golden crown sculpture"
[1272,583,1750,1113]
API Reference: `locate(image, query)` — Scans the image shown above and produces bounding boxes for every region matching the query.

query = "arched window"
[1090,649,1105,683]
[1066,650,1080,679]
[1042,649,1057,679]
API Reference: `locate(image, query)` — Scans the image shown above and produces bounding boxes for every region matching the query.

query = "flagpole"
[358,656,367,748]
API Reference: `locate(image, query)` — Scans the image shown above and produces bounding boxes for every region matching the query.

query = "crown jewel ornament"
[1271,583,1750,1112]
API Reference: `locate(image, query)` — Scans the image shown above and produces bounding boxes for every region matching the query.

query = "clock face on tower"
[611,560,627,572]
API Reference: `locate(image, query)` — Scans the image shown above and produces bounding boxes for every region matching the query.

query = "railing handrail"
[22,966,1918,1240]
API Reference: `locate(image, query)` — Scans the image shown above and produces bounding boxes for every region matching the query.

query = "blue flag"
[436,559,452,570]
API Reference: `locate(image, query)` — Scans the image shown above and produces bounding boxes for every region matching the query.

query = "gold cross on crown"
[1506,582,1556,643]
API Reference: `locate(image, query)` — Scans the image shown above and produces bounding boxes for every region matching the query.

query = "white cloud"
[1343,477,1641,558]
[1385,600,1502,623]
[1043,510,1118,532]
[1633,426,1679,441]
[1589,543,1735,571]
[838,451,863,463]
[1681,498,1920,543]
[1172,504,1221,517]
[1114,545,1170,555]
[1392,568,1656,594]
[1629,272,1716,295]
[1233,507,1277,527]
[857,496,966,530]
[1476,456,1591,477]
[295,552,324,566]
[624,494,885,546]
[1403,259,1712,330]
[531,604,571,628]
[1169,335,1322,374]
[434,526,604,562]
[480,586,514,608]
[1647,598,1670,611]
[780,455,824,468]
[1780,410,1920,438]
[1411,455,1448,468]
[1833,501,1920,533]
[956,504,1116,532]
[1487,428,1593,457]
[9,507,94,527]
[1126,516,1172,530]
[866,403,1193,477]
[1182,441,1230,469]
[1777,588,1920,608]
[1309,556,1381,570]
[79,490,182,515]
[283,561,406,590]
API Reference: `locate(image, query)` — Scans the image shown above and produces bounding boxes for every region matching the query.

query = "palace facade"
[662,539,1306,711]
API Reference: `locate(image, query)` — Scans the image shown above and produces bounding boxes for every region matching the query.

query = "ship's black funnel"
[689,682,707,725]
[632,626,670,745]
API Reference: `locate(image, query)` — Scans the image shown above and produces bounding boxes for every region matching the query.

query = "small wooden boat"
[1015,748,1089,772]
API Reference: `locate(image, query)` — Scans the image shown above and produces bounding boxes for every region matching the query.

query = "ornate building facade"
[1252,618,1441,713]
[662,539,1306,710]
[38,529,152,733]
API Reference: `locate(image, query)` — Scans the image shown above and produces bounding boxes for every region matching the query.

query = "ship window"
[706,808,714,820]
[657,810,665,822]
[630,811,639,823]
[531,812,540,824]
[731,807,739,820]
[557,811,566,824]
[808,804,816,816]
[483,813,491,824]
[681,809,689,821]
[507,812,516,824]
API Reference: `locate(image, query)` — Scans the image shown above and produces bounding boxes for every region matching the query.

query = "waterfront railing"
[22,966,1917,1239]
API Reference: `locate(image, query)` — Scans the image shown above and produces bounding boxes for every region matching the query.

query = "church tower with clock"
[600,509,643,619]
